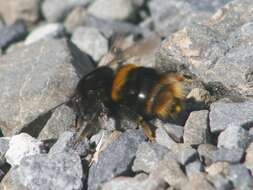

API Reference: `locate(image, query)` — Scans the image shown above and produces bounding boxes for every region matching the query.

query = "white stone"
[25,23,65,45]
[5,133,43,166]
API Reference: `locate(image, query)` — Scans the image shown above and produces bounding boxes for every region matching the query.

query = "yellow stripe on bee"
[111,64,137,102]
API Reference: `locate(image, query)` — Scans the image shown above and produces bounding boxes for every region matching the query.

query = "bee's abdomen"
[146,74,184,120]
[112,64,160,118]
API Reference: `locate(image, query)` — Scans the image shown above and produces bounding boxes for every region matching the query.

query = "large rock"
[148,0,232,36]
[88,129,146,190]
[0,0,40,25]
[157,0,253,96]
[0,152,83,190]
[0,38,93,136]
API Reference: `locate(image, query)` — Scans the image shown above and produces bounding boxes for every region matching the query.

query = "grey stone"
[150,155,188,189]
[207,174,233,190]
[25,23,65,45]
[1,152,83,190]
[155,120,183,142]
[218,124,250,150]
[212,148,244,164]
[245,142,253,173]
[206,162,230,176]
[38,105,76,141]
[209,100,253,133]
[157,22,227,75]
[155,126,177,149]
[148,0,231,36]
[101,176,167,190]
[71,26,108,61]
[183,110,210,145]
[185,160,203,176]
[5,133,43,166]
[0,21,27,49]
[182,174,215,190]
[0,0,40,25]
[204,46,253,94]
[0,137,10,166]
[171,143,198,165]
[228,164,253,190]
[42,0,90,22]
[88,0,135,21]
[198,144,217,166]
[49,131,89,157]
[0,38,93,136]
[132,142,169,173]
[88,129,145,190]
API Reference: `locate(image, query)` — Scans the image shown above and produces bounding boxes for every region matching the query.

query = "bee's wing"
[122,32,161,60]
[100,32,162,67]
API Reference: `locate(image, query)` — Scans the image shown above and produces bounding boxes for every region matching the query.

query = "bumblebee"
[72,34,185,140]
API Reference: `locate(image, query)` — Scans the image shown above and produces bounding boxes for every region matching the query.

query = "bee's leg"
[137,116,156,141]
[74,112,101,146]
[75,114,82,131]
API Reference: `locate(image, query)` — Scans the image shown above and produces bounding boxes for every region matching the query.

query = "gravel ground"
[1,0,253,190]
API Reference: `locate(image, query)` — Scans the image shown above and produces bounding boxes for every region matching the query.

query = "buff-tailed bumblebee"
[71,33,185,140]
